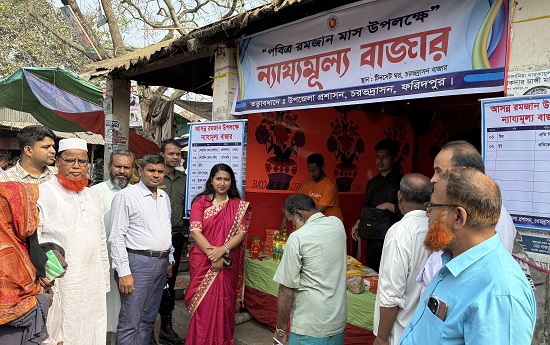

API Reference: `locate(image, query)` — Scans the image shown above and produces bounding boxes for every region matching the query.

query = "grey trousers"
[116,253,168,345]
[0,294,49,345]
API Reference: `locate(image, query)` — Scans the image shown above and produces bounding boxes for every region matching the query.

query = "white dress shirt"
[109,181,173,277]
[374,210,430,345]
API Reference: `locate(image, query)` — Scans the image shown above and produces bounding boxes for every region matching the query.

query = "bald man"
[417,140,517,291]
[399,168,535,345]
[374,174,432,345]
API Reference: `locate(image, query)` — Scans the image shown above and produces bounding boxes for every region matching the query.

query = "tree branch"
[162,0,185,35]
[221,0,239,19]
[22,0,89,57]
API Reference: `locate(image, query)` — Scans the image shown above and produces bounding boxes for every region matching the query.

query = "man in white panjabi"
[38,138,110,345]
[91,149,135,343]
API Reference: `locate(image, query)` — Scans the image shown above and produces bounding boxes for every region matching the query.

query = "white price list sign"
[482,95,550,267]
[185,120,246,218]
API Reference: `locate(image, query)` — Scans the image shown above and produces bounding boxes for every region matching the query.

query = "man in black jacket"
[351,138,402,272]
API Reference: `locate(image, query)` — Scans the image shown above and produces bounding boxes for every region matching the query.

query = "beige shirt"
[273,212,348,337]
[0,161,56,184]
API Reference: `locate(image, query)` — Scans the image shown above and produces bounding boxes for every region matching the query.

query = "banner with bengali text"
[233,0,508,114]
[481,95,550,232]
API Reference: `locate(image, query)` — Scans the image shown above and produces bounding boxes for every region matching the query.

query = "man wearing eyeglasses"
[399,168,536,345]
[37,138,110,345]
[417,141,517,292]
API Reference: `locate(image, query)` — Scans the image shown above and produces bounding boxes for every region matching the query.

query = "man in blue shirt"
[399,168,536,345]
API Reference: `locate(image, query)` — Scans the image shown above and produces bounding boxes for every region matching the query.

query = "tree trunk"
[100,0,126,57]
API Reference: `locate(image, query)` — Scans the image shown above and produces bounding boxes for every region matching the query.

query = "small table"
[244,255,376,345]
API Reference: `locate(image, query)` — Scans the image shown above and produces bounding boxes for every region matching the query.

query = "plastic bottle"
[250,238,260,259]
[279,229,287,259]
[273,231,281,261]
[281,229,288,244]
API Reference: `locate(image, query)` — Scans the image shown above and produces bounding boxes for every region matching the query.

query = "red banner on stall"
[246,108,413,194]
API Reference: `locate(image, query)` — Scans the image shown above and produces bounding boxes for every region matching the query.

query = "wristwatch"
[275,328,287,337]
[224,245,230,254]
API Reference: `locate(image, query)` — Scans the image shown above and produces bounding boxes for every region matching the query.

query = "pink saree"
[185,195,251,345]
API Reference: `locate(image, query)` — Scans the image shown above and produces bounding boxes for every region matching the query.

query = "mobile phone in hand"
[427,295,448,321]
[223,256,234,268]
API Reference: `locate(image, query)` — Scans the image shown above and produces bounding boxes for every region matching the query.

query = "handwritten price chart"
[482,96,550,229]
[185,120,246,217]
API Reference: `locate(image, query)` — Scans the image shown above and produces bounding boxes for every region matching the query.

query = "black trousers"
[158,232,188,317]
[365,239,384,273]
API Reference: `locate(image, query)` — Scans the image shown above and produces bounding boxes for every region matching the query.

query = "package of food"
[359,266,378,278]
[265,229,276,241]
[346,275,365,294]
[346,255,362,266]
[45,250,66,281]
[363,277,378,294]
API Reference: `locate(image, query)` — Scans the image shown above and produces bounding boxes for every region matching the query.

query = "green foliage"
[0,0,89,79]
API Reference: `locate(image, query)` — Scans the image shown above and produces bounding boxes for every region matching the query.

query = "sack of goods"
[346,275,364,294]
[345,256,378,294]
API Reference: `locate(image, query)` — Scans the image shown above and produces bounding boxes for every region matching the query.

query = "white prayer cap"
[58,138,88,152]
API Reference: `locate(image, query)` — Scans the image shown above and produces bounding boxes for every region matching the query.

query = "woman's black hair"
[192,163,241,204]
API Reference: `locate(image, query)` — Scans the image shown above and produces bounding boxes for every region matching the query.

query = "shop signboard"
[481,95,550,269]
[233,0,509,114]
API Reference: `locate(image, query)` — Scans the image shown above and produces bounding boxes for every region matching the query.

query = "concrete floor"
[109,264,274,345]
[149,299,274,345]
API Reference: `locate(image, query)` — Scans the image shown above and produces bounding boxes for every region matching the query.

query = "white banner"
[184,120,246,218]
[233,0,509,114]
[506,69,550,96]
[481,95,550,232]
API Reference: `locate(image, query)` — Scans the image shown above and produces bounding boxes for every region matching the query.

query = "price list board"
[185,120,246,217]
[482,96,550,267]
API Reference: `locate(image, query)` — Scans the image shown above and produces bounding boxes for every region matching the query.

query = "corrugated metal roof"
[80,0,312,80]
[0,108,104,145]
[79,38,180,80]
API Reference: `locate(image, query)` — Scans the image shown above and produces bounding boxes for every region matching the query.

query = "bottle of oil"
[280,229,288,259]
[273,231,281,261]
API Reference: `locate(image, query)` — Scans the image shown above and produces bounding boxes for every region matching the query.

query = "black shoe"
[159,315,184,345]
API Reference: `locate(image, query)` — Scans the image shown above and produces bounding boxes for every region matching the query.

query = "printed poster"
[506,69,550,97]
[129,81,144,128]
[481,95,550,266]
[185,120,246,217]
[246,108,413,194]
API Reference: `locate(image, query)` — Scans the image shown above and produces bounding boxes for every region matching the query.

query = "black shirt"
[363,168,403,209]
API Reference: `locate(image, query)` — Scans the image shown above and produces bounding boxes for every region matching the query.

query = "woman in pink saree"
[185,164,251,345]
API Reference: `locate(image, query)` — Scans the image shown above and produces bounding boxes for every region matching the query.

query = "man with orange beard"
[37,138,110,345]
[398,168,535,345]
[417,141,517,293]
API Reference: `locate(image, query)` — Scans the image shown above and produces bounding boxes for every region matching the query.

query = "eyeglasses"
[59,156,88,166]
[424,202,459,213]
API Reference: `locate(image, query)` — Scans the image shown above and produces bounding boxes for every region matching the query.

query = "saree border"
[187,200,251,316]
